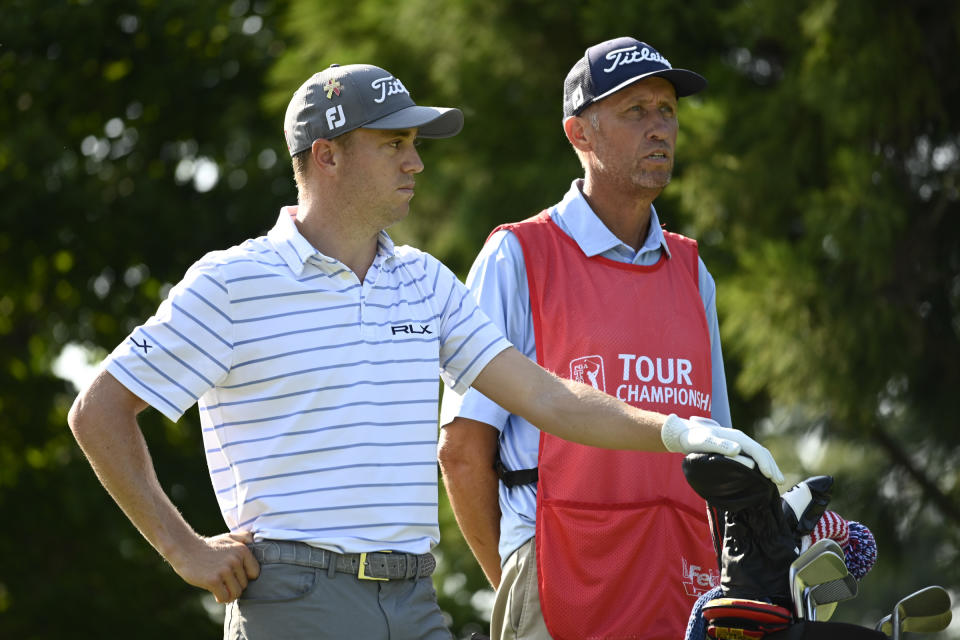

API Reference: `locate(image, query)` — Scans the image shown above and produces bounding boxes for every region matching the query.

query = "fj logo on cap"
[324,78,342,99]
[326,105,346,130]
[571,86,584,110]
[603,45,671,73]
[371,75,409,104]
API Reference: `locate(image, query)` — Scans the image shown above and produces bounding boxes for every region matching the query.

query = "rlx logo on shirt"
[391,324,432,335]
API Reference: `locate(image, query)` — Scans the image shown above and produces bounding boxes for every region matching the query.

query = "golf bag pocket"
[702,597,792,639]
[536,498,716,639]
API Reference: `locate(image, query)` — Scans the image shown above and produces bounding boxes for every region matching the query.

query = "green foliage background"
[1,0,957,637]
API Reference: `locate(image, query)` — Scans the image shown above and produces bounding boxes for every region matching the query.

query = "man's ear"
[563,115,593,154]
[310,138,339,175]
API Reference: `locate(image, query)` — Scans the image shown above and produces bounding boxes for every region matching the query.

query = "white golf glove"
[661,414,784,484]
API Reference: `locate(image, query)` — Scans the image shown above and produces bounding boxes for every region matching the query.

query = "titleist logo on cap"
[371,75,409,104]
[603,45,672,73]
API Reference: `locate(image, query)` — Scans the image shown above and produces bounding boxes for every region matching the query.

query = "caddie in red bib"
[502,212,717,639]
[437,36,785,640]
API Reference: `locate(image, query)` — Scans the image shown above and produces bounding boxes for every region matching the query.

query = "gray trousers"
[224,543,451,640]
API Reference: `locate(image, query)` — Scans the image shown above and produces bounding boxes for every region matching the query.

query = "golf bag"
[682,453,887,640]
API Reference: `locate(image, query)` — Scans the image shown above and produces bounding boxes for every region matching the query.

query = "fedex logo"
[682,557,720,597]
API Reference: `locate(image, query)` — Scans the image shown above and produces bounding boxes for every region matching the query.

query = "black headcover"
[683,454,821,608]
[683,453,772,511]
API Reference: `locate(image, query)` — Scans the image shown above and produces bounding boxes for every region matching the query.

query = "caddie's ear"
[563,114,594,153]
[310,137,339,175]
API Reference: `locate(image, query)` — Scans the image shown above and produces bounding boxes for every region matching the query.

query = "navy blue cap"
[563,37,707,118]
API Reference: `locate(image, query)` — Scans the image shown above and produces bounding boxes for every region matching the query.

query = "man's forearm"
[471,348,783,482]
[68,371,260,603]
[472,348,667,452]
[438,418,504,587]
[535,374,668,450]
[68,372,204,562]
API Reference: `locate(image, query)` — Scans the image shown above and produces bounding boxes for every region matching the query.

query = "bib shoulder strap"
[663,230,700,289]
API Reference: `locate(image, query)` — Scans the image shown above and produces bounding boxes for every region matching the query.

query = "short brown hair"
[290,132,359,198]
[291,148,311,199]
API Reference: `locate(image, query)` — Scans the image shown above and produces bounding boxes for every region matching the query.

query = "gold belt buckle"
[358,551,390,581]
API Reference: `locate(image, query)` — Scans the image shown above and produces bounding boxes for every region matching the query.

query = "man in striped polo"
[68,63,782,640]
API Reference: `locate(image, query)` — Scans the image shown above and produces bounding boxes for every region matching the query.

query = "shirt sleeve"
[429,254,512,394]
[697,257,732,428]
[103,259,235,422]
[439,229,535,431]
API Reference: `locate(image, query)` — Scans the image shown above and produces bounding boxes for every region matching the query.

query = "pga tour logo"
[570,355,605,392]
[682,557,720,597]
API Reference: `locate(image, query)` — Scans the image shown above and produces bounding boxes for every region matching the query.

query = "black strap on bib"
[494,452,538,488]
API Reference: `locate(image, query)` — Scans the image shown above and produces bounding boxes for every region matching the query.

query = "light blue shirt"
[440,179,731,565]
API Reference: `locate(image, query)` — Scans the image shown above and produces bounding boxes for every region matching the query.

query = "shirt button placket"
[359,287,368,338]
[359,263,376,340]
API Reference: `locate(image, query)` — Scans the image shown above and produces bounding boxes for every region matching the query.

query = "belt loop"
[326,550,338,579]
[413,554,422,580]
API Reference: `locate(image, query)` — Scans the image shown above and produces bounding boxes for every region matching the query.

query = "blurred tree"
[668,0,960,626]
[0,0,292,636]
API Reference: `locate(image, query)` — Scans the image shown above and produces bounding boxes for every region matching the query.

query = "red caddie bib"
[500,211,718,640]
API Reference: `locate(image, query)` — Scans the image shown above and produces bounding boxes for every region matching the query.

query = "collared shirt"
[440,179,731,565]
[105,206,512,555]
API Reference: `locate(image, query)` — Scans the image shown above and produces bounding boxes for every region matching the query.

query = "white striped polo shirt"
[104,206,512,554]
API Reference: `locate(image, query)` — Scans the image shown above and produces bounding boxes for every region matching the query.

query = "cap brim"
[593,69,707,102]
[592,68,707,103]
[364,105,464,138]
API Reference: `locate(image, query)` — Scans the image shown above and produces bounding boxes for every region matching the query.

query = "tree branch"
[870,423,960,524]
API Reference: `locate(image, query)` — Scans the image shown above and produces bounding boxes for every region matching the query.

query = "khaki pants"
[490,538,552,640]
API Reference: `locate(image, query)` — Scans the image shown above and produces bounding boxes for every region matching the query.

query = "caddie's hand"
[661,414,784,484]
[171,530,260,604]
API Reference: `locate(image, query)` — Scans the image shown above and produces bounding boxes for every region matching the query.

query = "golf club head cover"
[702,597,793,639]
[683,453,798,607]
[683,453,770,512]
[809,510,849,548]
[780,476,833,548]
[840,521,877,580]
[804,512,876,580]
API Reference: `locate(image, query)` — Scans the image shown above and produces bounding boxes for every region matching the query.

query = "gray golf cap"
[283,63,464,156]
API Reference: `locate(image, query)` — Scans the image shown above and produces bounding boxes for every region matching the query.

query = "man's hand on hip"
[661,414,784,484]
[170,531,261,604]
